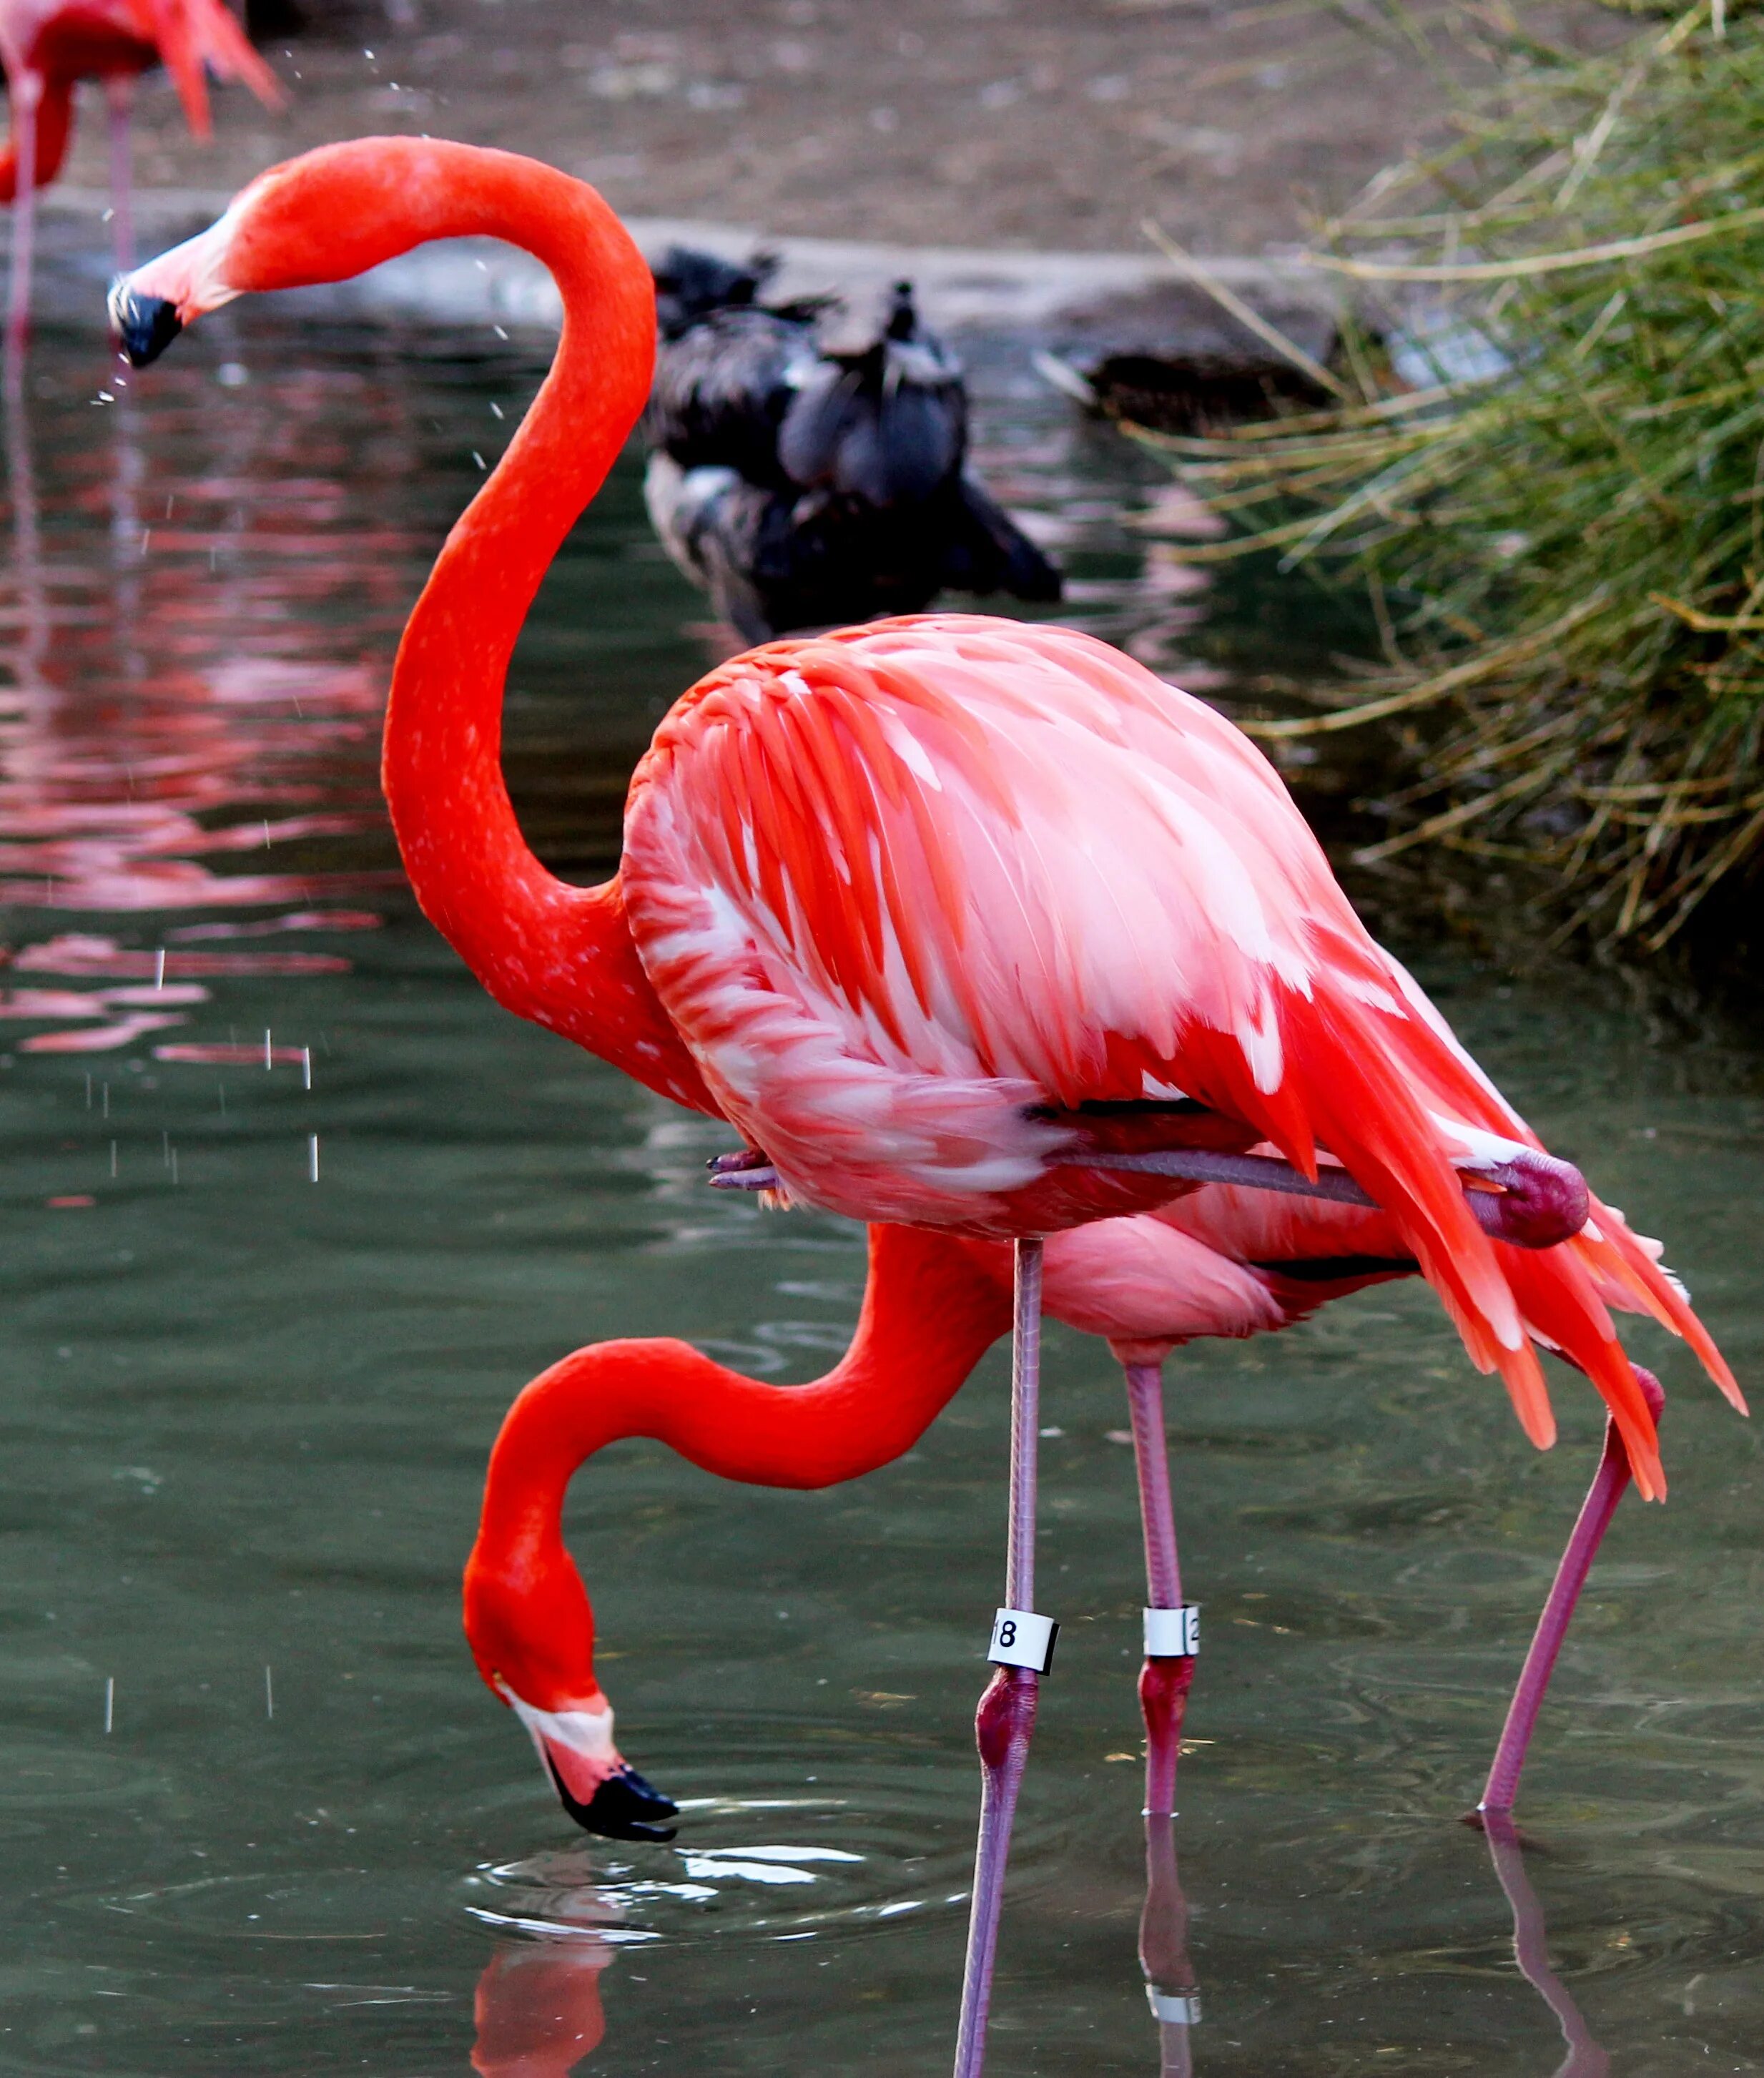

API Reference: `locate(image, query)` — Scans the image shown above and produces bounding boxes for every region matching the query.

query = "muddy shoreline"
[46,0,1467,258]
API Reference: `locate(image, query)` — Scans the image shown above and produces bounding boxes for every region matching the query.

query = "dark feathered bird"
[643,248,1062,644]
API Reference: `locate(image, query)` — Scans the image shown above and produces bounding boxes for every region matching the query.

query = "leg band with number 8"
[988,1607,1058,1673]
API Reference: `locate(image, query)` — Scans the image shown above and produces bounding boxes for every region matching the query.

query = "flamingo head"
[109,139,552,368]
[107,164,296,367]
[464,1556,679,1844]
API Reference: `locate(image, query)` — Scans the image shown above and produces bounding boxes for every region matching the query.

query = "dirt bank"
[51,0,1470,257]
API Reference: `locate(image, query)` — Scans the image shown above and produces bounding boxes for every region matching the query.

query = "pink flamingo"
[1,0,280,351]
[109,139,1739,2075]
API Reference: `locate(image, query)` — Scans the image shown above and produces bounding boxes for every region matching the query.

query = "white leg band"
[987,1607,1058,1673]
[1143,1605,1200,1658]
[1147,1987,1201,2024]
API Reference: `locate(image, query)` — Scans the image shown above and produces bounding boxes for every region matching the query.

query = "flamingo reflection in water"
[472,1931,619,2078]
[463,1808,1612,2077]
[0,333,430,1056]
[1480,1815,1610,2078]
[1138,1808,1613,2078]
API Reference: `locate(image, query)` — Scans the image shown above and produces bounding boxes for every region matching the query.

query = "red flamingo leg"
[104,74,132,275]
[1479,1367,1665,1816]
[1139,1813,1200,2077]
[953,1239,1046,2078]
[5,74,38,363]
[1123,1360,1196,1818]
[1482,1811,1610,2077]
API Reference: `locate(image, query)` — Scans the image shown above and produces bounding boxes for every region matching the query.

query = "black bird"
[642,247,1062,644]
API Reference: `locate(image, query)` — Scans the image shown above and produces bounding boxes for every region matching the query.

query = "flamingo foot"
[707,1141,1590,1249]
[549,1760,679,1843]
[1477,1367,1665,1816]
[706,1145,772,1178]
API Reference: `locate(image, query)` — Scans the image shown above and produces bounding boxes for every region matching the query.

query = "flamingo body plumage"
[621,611,1730,1484]
[0,0,276,164]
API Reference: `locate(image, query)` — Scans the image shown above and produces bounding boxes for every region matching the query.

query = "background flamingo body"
[1,0,280,346]
[0,0,277,152]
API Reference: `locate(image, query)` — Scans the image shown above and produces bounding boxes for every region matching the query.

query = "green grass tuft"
[1141,1,1764,952]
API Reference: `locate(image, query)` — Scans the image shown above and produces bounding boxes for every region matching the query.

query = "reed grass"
[1138,1,1764,952]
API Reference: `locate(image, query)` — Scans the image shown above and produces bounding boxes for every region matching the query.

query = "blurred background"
[84,0,1478,254]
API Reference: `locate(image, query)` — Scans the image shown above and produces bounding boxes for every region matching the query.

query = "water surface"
[0,308,1759,2077]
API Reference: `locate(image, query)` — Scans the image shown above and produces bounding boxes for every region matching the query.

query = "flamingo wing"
[1160,1165,1740,1484]
[620,614,1734,1487]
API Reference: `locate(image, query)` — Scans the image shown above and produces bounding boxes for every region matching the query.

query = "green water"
[0,310,1759,2077]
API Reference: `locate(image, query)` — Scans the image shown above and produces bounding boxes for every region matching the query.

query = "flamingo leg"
[952,1237,1046,2078]
[104,75,134,276]
[1124,1360,1196,1818]
[1481,1811,1610,2077]
[5,74,39,367]
[1479,1367,1665,1816]
[1140,1813,1200,2077]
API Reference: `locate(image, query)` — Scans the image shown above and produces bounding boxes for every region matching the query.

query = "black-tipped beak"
[108,280,182,368]
[547,1757,679,1843]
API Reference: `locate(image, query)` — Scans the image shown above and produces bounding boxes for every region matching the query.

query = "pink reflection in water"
[166,909,382,940]
[154,1041,307,1068]
[14,932,350,977]
[1,348,428,1055]
[21,1009,185,1052]
[0,963,210,1049]
[0,985,133,1018]
[472,1936,616,2078]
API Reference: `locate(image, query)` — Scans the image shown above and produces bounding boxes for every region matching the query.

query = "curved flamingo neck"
[465,1223,1012,1707]
[224,140,713,1109]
